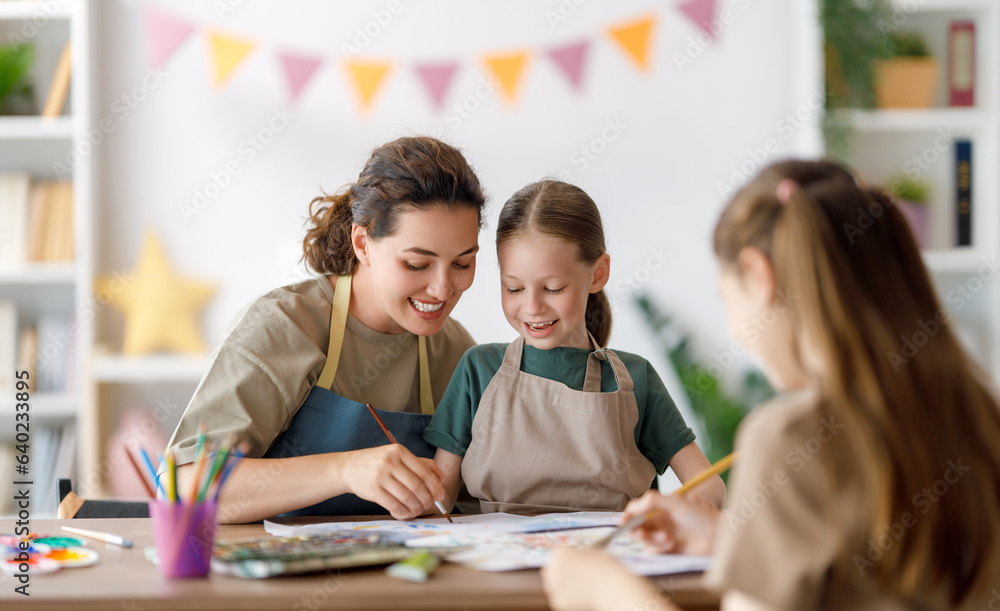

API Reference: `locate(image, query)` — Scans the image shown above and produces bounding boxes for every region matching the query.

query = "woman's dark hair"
[303,136,486,275]
[496,180,612,347]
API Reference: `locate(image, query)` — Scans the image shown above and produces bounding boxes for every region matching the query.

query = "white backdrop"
[93,0,823,450]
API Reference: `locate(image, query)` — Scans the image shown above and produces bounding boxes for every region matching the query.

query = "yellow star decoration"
[97,232,216,356]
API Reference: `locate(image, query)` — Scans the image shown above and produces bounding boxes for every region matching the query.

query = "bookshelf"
[0,0,93,516]
[829,0,1000,381]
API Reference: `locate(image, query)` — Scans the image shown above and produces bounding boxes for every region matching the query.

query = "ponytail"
[303,190,356,276]
[586,290,612,348]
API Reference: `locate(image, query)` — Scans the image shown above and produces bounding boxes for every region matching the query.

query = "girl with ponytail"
[424,180,724,513]
[542,160,1000,611]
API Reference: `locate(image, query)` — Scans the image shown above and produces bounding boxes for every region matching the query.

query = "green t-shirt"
[424,343,696,474]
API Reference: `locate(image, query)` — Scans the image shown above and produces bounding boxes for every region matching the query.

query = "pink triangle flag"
[678,0,718,38]
[144,6,196,67]
[278,51,323,102]
[414,62,459,110]
[548,40,589,91]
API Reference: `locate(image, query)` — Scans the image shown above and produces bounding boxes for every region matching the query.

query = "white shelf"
[0,1,71,20]
[92,355,211,384]
[892,0,995,12]
[0,262,76,283]
[0,392,77,421]
[0,116,73,139]
[923,249,993,274]
[830,108,996,132]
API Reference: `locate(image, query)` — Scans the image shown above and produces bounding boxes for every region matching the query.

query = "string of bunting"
[144,0,718,112]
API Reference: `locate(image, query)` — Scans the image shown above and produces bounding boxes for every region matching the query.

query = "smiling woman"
[163,136,488,523]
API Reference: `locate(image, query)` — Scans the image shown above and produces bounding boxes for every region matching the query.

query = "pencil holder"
[148,499,218,578]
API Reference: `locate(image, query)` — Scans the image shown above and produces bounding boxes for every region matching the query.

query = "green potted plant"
[888,174,931,248]
[0,43,35,115]
[874,31,939,109]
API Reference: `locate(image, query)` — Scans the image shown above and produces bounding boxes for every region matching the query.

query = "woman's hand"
[341,444,446,520]
[623,491,720,555]
[542,548,665,611]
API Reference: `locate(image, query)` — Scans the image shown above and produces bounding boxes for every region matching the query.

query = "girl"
[424,180,725,513]
[165,137,486,523]
[542,160,1000,610]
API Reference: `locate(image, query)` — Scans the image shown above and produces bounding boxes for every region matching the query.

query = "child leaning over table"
[422,180,726,514]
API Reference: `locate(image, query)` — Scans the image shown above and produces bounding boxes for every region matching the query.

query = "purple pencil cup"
[148,499,218,578]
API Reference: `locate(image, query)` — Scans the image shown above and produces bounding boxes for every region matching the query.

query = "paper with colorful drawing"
[263,512,711,576]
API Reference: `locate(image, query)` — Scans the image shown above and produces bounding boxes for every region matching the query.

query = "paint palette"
[211,531,426,579]
[1,533,99,575]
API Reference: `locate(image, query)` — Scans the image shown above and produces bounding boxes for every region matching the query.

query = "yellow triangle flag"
[483,51,530,104]
[206,30,256,88]
[345,61,392,111]
[608,15,656,71]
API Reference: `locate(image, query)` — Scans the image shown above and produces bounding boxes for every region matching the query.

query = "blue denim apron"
[263,275,437,516]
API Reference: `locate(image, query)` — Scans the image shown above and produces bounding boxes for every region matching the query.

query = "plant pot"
[897,199,929,248]
[874,58,939,109]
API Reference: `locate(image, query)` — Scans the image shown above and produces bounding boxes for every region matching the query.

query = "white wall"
[93,0,822,430]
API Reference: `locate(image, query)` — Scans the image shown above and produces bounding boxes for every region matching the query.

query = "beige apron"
[461,335,656,513]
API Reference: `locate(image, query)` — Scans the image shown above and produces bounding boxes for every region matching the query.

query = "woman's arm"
[175,444,446,524]
[432,448,464,512]
[667,441,727,509]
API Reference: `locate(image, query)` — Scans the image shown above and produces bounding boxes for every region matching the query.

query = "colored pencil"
[125,448,155,499]
[198,434,235,503]
[166,450,177,503]
[139,447,165,498]
[212,443,246,502]
[591,452,738,550]
[365,403,453,523]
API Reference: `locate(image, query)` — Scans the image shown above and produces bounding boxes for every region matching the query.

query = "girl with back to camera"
[542,160,1000,610]
[423,180,726,513]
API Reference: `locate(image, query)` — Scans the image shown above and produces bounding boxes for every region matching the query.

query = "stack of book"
[0,172,75,265]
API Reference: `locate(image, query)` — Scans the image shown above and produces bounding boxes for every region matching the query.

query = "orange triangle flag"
[345,61,392,111]
[608,15,656,71]
[482,51,530,104]
[205,30,256,88]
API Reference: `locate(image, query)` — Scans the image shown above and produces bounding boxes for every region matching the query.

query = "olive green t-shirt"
[166,275,475,466]
[423,343,696,474]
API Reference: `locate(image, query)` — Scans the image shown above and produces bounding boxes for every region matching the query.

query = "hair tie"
[776,179,798,203]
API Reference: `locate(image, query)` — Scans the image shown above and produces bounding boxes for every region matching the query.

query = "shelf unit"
[828,0,1000,381]
[0,0,93,516]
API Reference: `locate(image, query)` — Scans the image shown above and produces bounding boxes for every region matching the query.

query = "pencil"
[591,452,738,550]
[62,526,133,549]
[139,447,165,498]
[365,403,453,523]
[125,448,155,499]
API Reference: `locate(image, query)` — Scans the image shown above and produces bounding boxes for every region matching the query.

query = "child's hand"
[622,491,720,555]
[542,548,662,611]
[342,445,446,520]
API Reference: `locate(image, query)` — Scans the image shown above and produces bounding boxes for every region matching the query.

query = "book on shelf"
[17,326,38,389]
[948,21,975,108]
[42,42,72,119]
[0,177,74,265]
[0,300,14,393]
[954,139,972,247]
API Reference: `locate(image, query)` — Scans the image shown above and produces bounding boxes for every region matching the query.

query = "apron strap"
[418,336,433,415]
[316,274,435,413]
[317,275,353,391]
[583,333,633,393]
[501,335,526,367]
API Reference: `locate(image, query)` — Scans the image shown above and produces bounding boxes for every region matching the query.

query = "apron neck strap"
[502,335,634,394]
[317,275,435,414]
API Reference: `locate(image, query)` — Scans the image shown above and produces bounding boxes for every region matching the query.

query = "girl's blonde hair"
[496,180,612,347]
[715,159,1000,603]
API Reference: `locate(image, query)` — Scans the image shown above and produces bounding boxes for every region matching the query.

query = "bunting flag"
[414,62,459,110]
[206,30,257,88]
[142,5,722,113]
[483,51,530,104]
[548,40,589,90]
[144,6,195,67]
[678,0,718,37]
[278,50,323,102]
[608,15,656,71]
[345,60,392,111]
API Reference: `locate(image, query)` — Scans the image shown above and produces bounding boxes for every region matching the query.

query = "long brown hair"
[496,180,612,347]
[714,159,1000,603]
[303,136,486,275]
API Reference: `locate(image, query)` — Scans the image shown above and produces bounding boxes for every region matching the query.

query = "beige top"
[165,276,475,466]
[705,390,1000,610]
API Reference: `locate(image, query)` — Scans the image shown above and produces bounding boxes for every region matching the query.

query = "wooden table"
[0,517,720,610]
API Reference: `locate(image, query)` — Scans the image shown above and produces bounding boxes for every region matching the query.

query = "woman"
[165,136,487,523]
